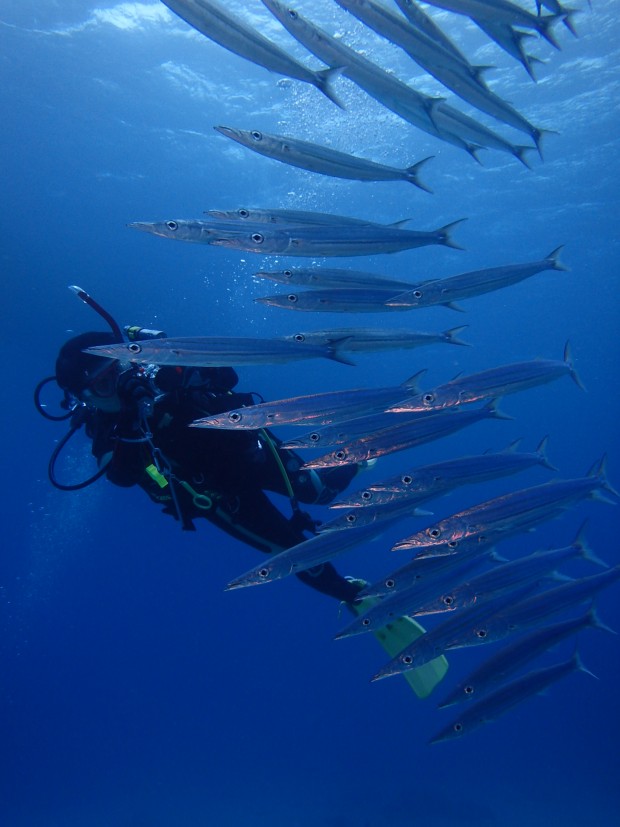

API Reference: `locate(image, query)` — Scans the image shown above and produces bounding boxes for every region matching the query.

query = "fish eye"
[385,578,395,589]
[287,294,298,303]
[309,432,320,442]
[402,654,413,665]
[423,393,435,405]
[361,618,371,627]
[453,722,463,733]
[293,333,305,342]
[251,233,264,244]
[283,270,292,277]
[401,474,413,485]
[361,490,372,500]
[258,567,270,579]
[128,343,142,353]
[238,208,250,218]
[345,514,357,524]
[464,685,474,695]
[250,131,262,141]
[448,540,458,549]
[443,595,454,606]
[228,411,242,423]
[334,450,347,461]
[475,628,488,639]
[413,290,422,298]
[165,220,178,231]
[287,9,298,19]
[429,528,441,539]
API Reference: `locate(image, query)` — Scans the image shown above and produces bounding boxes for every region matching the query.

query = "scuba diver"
[35,287,448,698]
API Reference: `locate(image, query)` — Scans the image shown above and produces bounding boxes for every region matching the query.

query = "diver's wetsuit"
[86,364,362,602]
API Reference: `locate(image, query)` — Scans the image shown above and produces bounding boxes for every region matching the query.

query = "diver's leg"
[203,488,361,602]
[254,432,361,505]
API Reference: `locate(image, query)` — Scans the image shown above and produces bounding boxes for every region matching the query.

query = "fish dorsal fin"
[401,368,427,391]
[502,438,523,454]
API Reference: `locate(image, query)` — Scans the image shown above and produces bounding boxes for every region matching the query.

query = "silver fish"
[335,0,544,149]
[419,0,564,48]
[225,520,389,590]
[470,564,620,645]
[259,0,480,157]
[336,554,486,639]
[336,0,485,81]
[206,208,409,226]
[393,457,617,554]
[83,335,354,367]
[331,436,556,508]
[373,566,620,680]
[393,0,471,65]
[128,217,270,243]
[438,609,611,709]
[256,287,418,313]
[301,400,509,469]
[375,566,620,684]
[317,499,433,533]
[411,532,604,617]
[429,654,593,744]
[385,248,567,309]
[371,582,539,678]
[281,410,423,450]
[214,126,434,191]
[254,268,421,291]
[280,325,469,352]
[191,372,424,430]
[362,515,546,600]
[160,0,343,107]
[210,218,466,256]
[388,342,582,413]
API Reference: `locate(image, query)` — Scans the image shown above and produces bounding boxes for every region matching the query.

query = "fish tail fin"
[563,340,586,391]
[484,398,513,420]
[573,650,598,681]
[315,66,346,110]
[513,145,536,168]
[539,15,563,50]
[589,454,620,501]
[588,607,617,635]
[443,325,470,347]
[434,218,467,250]
[561,9,580,37]
[522,54,546,82]
[533,127,559,161]
[535,435,558,471]
[546,245,569,271]
[405,156,435,193]
[466,144,486,165]
[572,519,608,568]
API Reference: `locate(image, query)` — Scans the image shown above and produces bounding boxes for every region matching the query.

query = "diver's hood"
[55,331,119,395]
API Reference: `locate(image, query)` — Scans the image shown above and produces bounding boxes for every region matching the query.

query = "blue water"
[2,1,619,824]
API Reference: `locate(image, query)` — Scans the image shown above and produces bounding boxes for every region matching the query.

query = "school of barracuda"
[119,0,617,743]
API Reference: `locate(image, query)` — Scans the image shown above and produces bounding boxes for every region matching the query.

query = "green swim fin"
[346,583,449,699]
